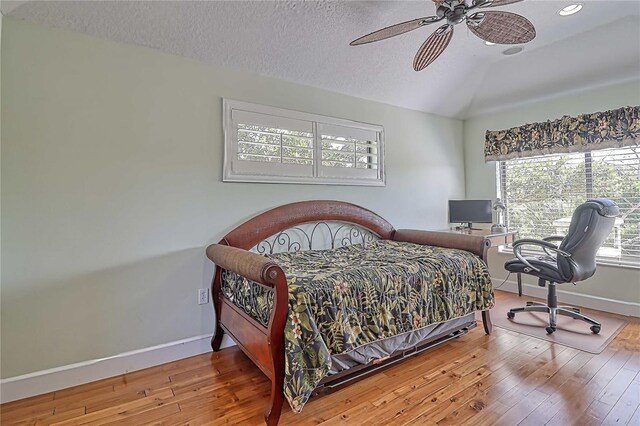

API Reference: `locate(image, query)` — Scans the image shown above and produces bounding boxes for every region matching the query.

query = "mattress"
[221,240,494,412]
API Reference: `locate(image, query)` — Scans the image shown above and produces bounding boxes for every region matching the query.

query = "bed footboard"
[206,244,288,425]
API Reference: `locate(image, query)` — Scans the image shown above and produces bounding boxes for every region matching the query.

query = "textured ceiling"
[3,0,640,118]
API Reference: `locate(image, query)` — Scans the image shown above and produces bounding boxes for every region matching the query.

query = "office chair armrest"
[542,236,565,257]
[542,236,565,243]
[512,239,572,273]
[513,238,571,255]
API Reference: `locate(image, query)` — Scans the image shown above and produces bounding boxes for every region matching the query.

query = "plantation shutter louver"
[230,109,314,179]
[317,123,381,181]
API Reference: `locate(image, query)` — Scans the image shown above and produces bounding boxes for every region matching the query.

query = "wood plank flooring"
[2,294,639,425]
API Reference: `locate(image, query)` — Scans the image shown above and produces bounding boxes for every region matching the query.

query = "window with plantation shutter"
[318,123,380,181]
[223,100,385,186]
[498,146,640,267]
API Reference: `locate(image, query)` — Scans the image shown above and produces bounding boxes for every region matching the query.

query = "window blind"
[498,146,640,266]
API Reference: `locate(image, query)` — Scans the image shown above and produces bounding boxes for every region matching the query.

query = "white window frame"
[223,99,385,186]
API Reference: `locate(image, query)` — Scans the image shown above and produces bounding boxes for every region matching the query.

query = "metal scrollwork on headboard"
[252,221,380,254]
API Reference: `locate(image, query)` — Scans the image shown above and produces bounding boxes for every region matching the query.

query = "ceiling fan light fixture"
[558,4,583,16]
[502,46,524,55]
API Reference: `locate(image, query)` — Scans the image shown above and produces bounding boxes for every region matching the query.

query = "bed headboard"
[252,221,381,254]
[220,200,396,251]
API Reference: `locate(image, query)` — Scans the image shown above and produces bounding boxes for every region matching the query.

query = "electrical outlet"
[198,288,209,305]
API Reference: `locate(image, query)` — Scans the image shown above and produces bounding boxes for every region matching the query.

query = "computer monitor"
[449,200,493,230]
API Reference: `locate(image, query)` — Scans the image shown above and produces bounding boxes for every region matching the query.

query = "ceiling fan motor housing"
[437,0,471,25]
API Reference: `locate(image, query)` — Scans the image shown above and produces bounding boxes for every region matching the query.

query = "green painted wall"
[1,18,465,378]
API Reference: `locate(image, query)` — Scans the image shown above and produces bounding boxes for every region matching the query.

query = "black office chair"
[504,199,619,334]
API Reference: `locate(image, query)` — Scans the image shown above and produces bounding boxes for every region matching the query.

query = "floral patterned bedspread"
[221,240,494,413]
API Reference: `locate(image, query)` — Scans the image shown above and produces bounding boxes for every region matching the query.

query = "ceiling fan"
[350,0,536,71]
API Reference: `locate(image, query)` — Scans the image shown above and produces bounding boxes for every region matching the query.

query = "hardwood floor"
[2,300,639,425]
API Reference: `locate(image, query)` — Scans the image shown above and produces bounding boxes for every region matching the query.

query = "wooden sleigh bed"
[206,200,494,425]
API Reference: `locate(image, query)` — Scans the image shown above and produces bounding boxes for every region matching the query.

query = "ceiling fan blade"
[413,25,453,71]
[484,0,524,7]
[350,16,441,46]
[467,11,536,44]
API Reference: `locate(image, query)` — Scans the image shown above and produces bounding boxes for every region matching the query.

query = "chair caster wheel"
[546,326,556,334]
[507,312,515,319]
[590,325,601,334]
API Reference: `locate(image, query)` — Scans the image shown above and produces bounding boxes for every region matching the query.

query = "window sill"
[222,173,386,186]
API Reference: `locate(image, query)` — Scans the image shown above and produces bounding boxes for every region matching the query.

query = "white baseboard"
[0,334,236,404]
[494,278,640,318]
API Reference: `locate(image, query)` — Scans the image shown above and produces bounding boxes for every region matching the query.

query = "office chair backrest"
[557,199,619,282]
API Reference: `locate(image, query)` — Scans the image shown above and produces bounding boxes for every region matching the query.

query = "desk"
[439,229,522,296]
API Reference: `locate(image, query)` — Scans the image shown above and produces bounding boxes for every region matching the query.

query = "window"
[223,100,384,186]
[498,146,640,267]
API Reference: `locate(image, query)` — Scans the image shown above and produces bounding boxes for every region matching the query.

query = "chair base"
[507,281,601,334]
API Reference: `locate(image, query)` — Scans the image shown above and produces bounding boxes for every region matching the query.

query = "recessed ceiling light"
[485,41,496,46]
[502,46,524,56]
[559,4,583,16]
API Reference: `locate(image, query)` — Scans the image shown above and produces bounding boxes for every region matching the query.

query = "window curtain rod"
[484,105,640,162]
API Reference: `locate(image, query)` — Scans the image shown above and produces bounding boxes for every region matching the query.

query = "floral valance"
[484,106,640,162]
